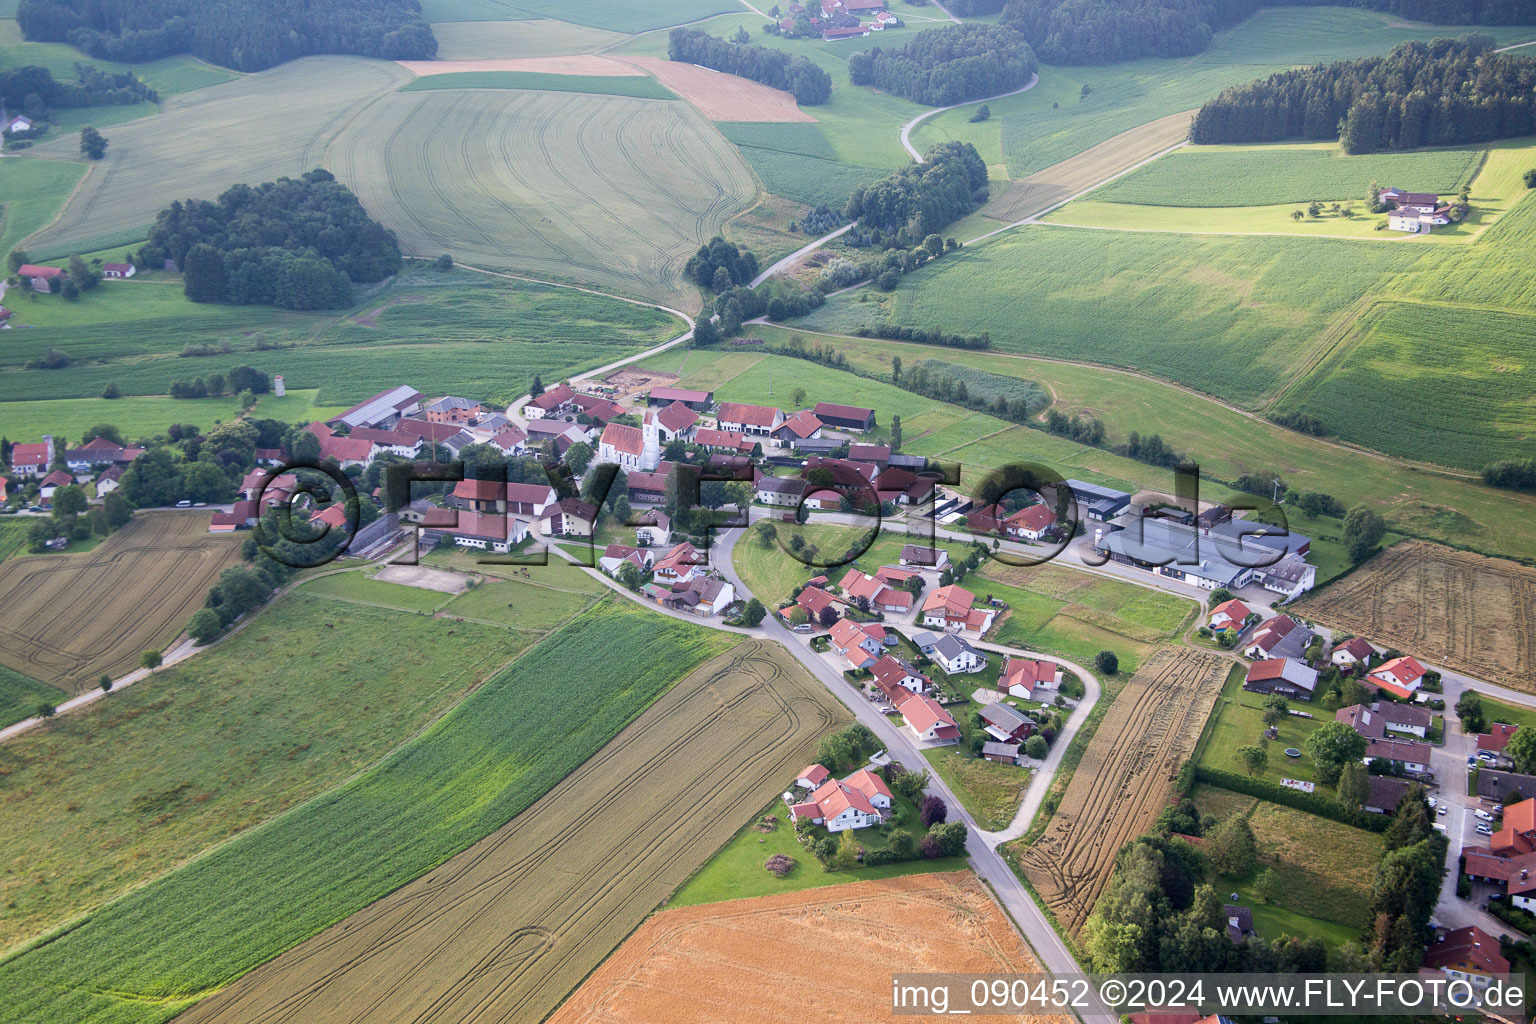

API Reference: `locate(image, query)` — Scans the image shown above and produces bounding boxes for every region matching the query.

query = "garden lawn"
[667,797,966,908]
[0,593,534,951]
[1193,784,1382,944]
[923,740,1031,832]
[735,523,879,607]
[0,599,736,1024]
[1195,664,1334,794]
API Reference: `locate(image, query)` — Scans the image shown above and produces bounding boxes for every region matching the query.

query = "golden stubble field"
[1298,540,1536,689]
[1013,646,1228,934]
[0,513,242,691]
[175,639,849,1024]
[550,871,1070,1024]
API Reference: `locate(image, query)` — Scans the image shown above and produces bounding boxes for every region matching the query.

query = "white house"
[1003,503,1056,542]
[900,544,949,569]
[829,618,884,667]
[870,654,928,696]
[1000,657,1061,699]
[755,475,807,507]
[794,764,831,790]
[1363,737,1431,774]
[521,383,575,419]
[654,401,698,444]
[894,692,960,745]
[715,402,783,437]
[635,510,671,547]
[652,541,700,584]
[925,633,986,675]
[599,544,654,577]
[598,422,647,473]
[1331,636,1375,668]
[787,768,894,832]
[5,115,33,134]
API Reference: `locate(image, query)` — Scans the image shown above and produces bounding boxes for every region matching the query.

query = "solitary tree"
[891,355,901,383]
[435,253,453,270]
[1094,650,1119,675]
[140,649,163,669]
[79,126,108,160]
[920,794,948,828]
[99,674,113,692]
[1304,720,1368,784]
[890,414,902,451]
[739,598,766,627]
[1206,814,1257,875]
[1342,506,1387,563]
[1236,744,1268,778]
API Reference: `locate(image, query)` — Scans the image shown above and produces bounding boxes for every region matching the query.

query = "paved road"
[899,73,1039,162]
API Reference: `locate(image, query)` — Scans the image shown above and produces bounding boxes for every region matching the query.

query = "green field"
[442,575,603,630]
[666,797,966,907]
[908,8,1536,182]
[980,563,1194,675]
[473,0,737,33]
[0,394,245,441]
[0,663,68,730]
[1193,785,1382,945]
[717,122,889,208]
[297,571,460,613]
[0,21,236,97]
[0,269,681,408]
[0,157,86,261]
[1095,142,1484,208]
[1272,302,1536,471]
[17,53,754,309]
[427,18,628,59]
[0,592,536,951]
[399,70,676,99]
[0,599,736,1024]
[734,523,878,607]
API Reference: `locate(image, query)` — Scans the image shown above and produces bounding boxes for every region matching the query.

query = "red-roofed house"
[920,584,994,633]
[64,436,144,472]
[1366,656,1428,699]
[870,654,928,700]
[1004,503,1057,541]
[102,262,135,279]
[774,410,823,445]
[1331,636,1375,668]
[967,502,1006,534]
[783,582,840,625]
[9,440,52,477]
[39,469,73,501]
[1207,599,1252,633]
[895,692,960,745]
[17,264,63,293]
[829,617,883,668]
[652,541,701,584]
[1422,926,1510,991]
[1493,798,1536,857]
[695,427,755,453]
[787,770,892,832]
[521,383,575,419]
[655,401,698,443]
[1243,658,1318,701]
[1480,723,1519,754]
[813,401,875,431]
[308,503,348,529]
[1000,657,1062,699]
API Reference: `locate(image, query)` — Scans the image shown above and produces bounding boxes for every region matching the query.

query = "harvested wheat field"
[1298,540,1536,689]
[0,514,242,692]
[550,872,1066,1024]
[397,55,641,76]
[1013,647,1227,935]
[619,56,816,122]
[176,640,848,1024]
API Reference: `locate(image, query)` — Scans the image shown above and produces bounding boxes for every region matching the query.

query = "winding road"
[899,72,1039,162]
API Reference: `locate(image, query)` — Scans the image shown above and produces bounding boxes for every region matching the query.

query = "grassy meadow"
[0,664,68,730]
[399,69,676,99]
[0,599,737,1024]
[0,592,536,951]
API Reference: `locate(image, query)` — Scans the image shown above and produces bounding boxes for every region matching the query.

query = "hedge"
[1194,765,1389,833]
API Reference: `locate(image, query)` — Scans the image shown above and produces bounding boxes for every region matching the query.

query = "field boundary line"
[1261,294,1377,412]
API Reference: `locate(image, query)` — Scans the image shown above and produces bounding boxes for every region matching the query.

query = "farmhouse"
[64,436,143,472]
[895,691,960,745]
[1207,599,1252,633]
[652,541,702,584]
[1066,479,1132,521]
[6,115,33,133]
[101,262,135,279]
[327,385,422,430]
[538,497,597,537]
[979,702,1034,743]
[812,401,875,432]
[600,544,654,576]
[17,264,63,293]
[654,401,699,443]
[627,469,671,507]
[1365,655,1429,699]
[521,383,576,419]
[967,503,1007,534]
[716,402,783,436]
[572,393,625,424]
[1242,658,1318,701]
[787,768,893,832]
[489,426,529,456]
[662,576,735,617]
[774,411,823,445]
[438,511,531,554]
[646,386,713,411]
[1331,636,1375,668]
[95,464,125,496]
[306,423,376,469]
[1242,614,1314,661]
[1255,555,1317,599]
[1003,503,1057,541]
[422,396,482,424]
[921,583,994,633]
[999,656,1061,699]
[755,474,807,506]
[695,427,755,453]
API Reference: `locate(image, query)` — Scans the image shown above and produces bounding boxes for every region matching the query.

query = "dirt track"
[175,640,847,1024]
[1012,646,1227,935]
[1299,540,1536,690]
[0,514,242,692]
[549,871,1067,1024]
[619,56,817,122]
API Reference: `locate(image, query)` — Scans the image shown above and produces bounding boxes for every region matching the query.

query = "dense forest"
[0,63,155,117]
[138,169,401,311]
[844,142,989,240]
[847,24,1037,106]
[15,0,435,71]
[1190,37,1536,152]
[944,0,1009,13]
[995,0,1535,66]
[667,28,831,104]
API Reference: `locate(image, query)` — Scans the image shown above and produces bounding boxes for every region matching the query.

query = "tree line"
[667,27,831,105]
[847,23,1037,106]
[16,0,436,72]
[136,168,401,311]
[1190,37,1536,152]
[995,0,1532,66]
[845,141,989,241]
[0,62,155,120]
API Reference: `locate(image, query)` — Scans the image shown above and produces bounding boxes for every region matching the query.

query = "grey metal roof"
[982,741,1020,758]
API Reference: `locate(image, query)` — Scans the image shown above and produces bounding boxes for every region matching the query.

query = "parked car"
[1477,823,1495,835]
[192,501,207,508]
[1479,750,1500,763]
[175,499,192,508]
[1427,796,1437,808]
[1438,806,1448,816]
[1433,822,1448,833]
[1476,809,1497,822]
